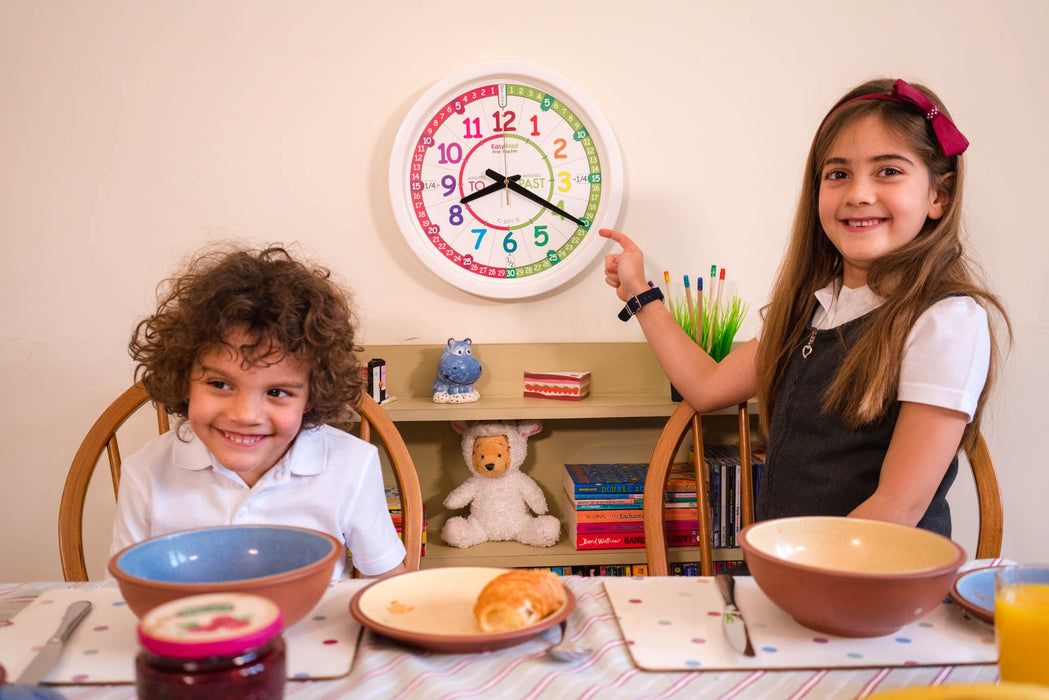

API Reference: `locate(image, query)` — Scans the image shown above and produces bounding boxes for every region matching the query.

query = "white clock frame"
[388,61,623,299]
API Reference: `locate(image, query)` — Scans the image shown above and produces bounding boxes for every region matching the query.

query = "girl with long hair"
[602,78,1009,536]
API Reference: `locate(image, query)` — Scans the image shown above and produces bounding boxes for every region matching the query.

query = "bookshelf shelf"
[419,539,744,570]
[375,393,683,422]
[362,342,757,572]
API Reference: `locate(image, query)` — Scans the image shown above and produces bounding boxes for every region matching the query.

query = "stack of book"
[541,563,651,576]
[530,560,737,577]
[537,561,719,577]
[699,445,764,548]
[386,486,427,557]
[562,462,700,550]
[562,448,763,553]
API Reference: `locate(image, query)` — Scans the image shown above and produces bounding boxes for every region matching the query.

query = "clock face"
[389,62,623,299]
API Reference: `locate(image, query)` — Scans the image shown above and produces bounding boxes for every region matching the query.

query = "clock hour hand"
[504,178,587,227]
[460,172,520,204]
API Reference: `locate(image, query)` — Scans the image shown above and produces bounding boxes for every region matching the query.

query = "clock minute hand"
[505,179,586,227]
[460,172,521,204]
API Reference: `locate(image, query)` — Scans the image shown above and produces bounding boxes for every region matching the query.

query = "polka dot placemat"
[0,580,366,684]
[603,576,997,671]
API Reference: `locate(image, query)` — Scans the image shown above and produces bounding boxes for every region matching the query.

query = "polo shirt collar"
[813,278,883,329]
[172,424,327,477]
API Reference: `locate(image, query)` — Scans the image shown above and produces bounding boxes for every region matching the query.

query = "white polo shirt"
[109,423,407,578]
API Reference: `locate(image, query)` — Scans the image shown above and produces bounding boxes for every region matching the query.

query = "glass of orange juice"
[995,564,1049,685]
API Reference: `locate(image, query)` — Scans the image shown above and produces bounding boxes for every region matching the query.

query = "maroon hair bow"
[843,79,969,157]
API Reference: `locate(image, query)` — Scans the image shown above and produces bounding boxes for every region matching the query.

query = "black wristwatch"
[618,286,664,321]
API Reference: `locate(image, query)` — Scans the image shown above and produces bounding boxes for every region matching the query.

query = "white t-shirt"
[809,281,990,421]
[109,423,407,578]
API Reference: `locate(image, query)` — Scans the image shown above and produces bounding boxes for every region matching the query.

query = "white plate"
[349,567,574,652]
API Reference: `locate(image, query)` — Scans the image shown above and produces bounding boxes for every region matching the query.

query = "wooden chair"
[967,432,1004,559]
[643,402,753,577]
[59,382,423,581]
[642,402,1003,576]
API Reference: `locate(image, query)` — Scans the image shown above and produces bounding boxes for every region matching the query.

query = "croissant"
[474,569,566,633]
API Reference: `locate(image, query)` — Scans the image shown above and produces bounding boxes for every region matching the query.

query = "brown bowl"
[108,525,341,629]
[740,516,966,637]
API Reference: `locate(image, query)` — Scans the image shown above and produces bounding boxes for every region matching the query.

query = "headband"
[830,79,969,157]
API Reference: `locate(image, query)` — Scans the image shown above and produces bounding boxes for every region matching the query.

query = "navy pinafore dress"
[755,312,957,537]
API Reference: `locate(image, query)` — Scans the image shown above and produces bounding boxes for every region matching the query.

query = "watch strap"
[618,286,665,321]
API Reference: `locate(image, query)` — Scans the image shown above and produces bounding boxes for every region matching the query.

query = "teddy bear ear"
[517,420,543,438]
[451,420,468,435]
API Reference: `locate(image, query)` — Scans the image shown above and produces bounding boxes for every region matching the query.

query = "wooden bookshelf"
[361,342,756,571]
[421,538,745,569]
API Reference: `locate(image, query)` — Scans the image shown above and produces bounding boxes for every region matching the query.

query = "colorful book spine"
[563,462,647,495]
[569,507,698,523]
[572,519,700,534]
[573,501,644,511]
[567,493,696,510]
[671,562,702,576]
[536,563,661,577]
[722,462,732,547]
[566,492,644,508]
[710,462,721,547]
[563,462,697,496]
[385,486,426,557]
[712,560,744,574]
[572,530,699,550]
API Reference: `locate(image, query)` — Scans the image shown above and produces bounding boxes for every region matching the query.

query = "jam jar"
[135,593,285,699]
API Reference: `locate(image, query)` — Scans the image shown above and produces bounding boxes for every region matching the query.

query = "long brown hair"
[755,79,1010,450]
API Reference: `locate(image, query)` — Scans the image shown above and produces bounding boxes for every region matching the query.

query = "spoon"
[546,621,591,662]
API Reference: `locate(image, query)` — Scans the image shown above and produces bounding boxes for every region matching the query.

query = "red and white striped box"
[523,371,591,401]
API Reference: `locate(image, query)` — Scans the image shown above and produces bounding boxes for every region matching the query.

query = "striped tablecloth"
[0,576,1000,699]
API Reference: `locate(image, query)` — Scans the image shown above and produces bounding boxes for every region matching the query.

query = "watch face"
[389,62,623,299]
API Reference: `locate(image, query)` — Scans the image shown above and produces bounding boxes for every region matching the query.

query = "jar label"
[138,592,282,658]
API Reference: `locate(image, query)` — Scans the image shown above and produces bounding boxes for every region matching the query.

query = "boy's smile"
[818,114,948,288]
[186,330,310,487]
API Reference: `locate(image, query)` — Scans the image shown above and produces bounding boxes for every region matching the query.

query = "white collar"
[173,424,326,479]
[812,279,884,329]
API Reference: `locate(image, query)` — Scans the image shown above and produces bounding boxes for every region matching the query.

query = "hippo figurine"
[432,337,483,403]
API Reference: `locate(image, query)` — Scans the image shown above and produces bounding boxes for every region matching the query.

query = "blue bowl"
[108,525,341,627]
[115,525,337,582]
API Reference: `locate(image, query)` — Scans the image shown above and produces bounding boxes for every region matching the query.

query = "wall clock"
[389,61,623,299]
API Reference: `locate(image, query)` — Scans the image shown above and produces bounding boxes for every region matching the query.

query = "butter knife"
[16,600,92,684]
[715,573,755,657]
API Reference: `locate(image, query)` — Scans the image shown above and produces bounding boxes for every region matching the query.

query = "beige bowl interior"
[744,517,962,574]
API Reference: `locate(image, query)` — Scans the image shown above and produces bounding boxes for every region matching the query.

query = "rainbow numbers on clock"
[389,62,623,299]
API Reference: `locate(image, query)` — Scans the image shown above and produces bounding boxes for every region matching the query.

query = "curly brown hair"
[129,244,364,428]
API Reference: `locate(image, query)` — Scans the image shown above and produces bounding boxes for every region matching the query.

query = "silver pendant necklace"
[801,283,840,359]
[801,329,818,358]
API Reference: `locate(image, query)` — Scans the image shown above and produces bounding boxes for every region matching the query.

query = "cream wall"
[2,1,1047,581]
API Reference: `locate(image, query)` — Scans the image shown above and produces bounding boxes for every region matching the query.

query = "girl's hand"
[600,228,649,302]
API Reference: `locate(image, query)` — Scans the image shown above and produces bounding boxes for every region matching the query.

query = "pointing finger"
[599,228,639,252]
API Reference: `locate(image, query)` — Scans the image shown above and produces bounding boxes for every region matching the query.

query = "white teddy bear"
[441,420,561,548]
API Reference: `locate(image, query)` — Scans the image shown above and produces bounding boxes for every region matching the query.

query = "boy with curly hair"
[109,244,406,579]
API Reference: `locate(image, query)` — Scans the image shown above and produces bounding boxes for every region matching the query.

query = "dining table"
[0,564,1005,700]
